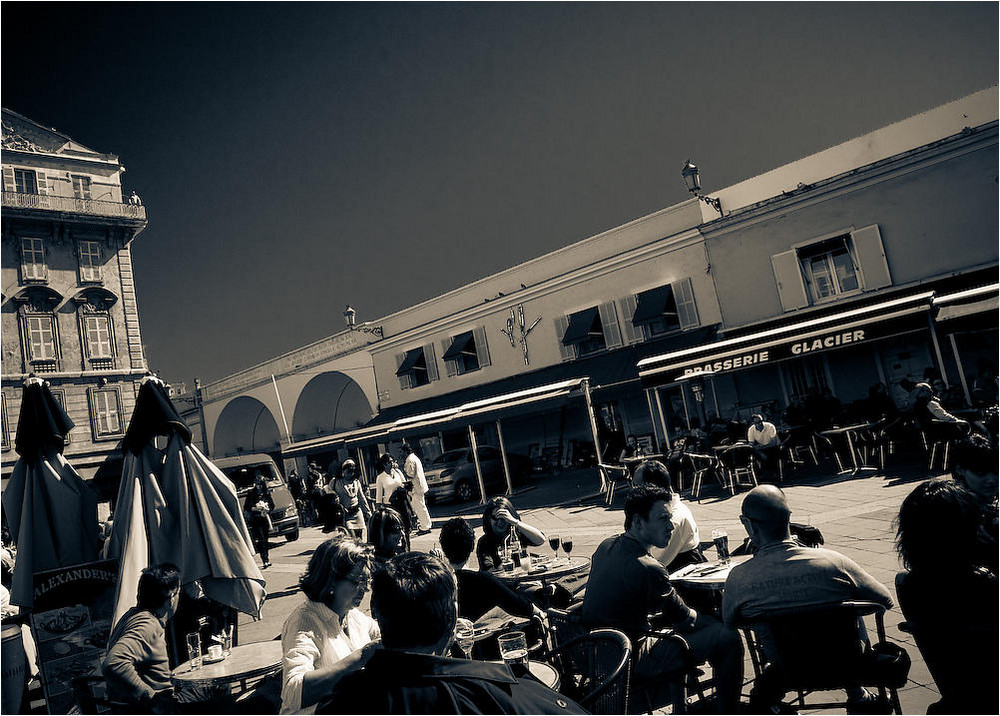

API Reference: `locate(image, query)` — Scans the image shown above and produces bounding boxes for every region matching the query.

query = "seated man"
[582,486,743,714]
[438,517,544,623]
[747,414,780,482]
[633,460,705,573]
[319,552,586,714]
[102,563,181,713]
[722,486,894,712]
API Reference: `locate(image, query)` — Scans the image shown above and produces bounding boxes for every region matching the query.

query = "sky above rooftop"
[2,3,996,387]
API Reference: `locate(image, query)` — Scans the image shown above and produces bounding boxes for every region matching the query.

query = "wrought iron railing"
[2,191,147,221]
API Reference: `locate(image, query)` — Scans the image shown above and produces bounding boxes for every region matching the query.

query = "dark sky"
[3,3,996,387]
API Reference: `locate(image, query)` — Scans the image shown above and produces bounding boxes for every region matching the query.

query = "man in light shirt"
[401,442,432,535]
[747,413,780,482]
[634,460,704,572]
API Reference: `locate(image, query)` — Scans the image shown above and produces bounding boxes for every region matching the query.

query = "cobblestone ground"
[243,458,949,714]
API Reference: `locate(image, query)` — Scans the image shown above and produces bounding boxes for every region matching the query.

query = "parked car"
[213,454,300,541]
[424,446,532,504]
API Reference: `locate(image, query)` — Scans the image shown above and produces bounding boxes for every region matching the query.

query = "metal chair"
[717,444,758,491]
[541,628,632,715]
[923,420,970,472]
[737,600,907,714]
[599,463,632,506]
[686,452,727,500]
[778,426,818,481]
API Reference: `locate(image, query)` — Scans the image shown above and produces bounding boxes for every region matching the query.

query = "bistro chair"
[737,600,907,714]
[599,463,632,506]
[71,675,123,715]
[778,426,818,481]
[923,419,970,472]
[545,604,589,651]
[541,628,632,715]
[716,444,758,491]
[686,451,728,501]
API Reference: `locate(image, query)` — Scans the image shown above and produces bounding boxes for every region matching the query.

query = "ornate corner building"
[1,109,149,492]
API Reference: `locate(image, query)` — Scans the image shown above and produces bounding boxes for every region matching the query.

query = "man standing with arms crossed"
[401,441,432,536]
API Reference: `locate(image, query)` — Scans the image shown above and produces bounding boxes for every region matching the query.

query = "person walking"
[331,459,372,539]
[401,442,432,536]
[244,475,275,568]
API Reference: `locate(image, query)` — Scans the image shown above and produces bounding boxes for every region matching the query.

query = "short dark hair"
[136,563,180,611]
[371,551,456,650]
[482,496,519,537]
[376,453,394,472]
[634,460,674,493]
[952,437,998,479]
[368,506,409,559]
[624,485,672,530]
[439,518,475,564]
[299,535,371,603]
[895,477,981,572]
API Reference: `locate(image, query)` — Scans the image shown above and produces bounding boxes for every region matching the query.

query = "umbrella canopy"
[106,377,265,629]
[1,378,99,608]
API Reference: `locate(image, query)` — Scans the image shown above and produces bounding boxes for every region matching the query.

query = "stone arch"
[291,371,373,441]
[213,396,281,457]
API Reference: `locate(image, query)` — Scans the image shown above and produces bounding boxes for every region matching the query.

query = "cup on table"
[498,631,528,666]
[711,528,731,564]
[207,644,223,660]
[185,632,202,670]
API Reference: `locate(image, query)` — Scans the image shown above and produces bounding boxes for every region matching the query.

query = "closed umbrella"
[1,377,98,608]
[106,377,264,630]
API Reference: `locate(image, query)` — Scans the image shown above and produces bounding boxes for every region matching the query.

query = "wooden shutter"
[618,295,642,344]
[2,167,14,193]
[672,278,701,330]
[35,171,49,207]
[423,343,439,382]
[851,225,891,291]
[442,338,459,377]
[395,353,413,390]
[598,302,622,349]
[554,316,577,362]
[473,326,491,368]
[771,250,809,311]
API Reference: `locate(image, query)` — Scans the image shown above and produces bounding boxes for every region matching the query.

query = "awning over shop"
[562,307,600,345]
[632,285,675,325]
[395,347,425,376]
[442,332,475,361]
[639,291,935,386]
[933,284,999,322]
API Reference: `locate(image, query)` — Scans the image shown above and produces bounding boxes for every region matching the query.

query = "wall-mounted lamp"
[343,305,384,338]
[681,160,723,217]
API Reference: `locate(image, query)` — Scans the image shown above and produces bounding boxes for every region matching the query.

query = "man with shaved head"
[723,486,893,712]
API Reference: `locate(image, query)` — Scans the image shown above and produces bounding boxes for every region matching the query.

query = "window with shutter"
[396,353,414,390]
[618,295,642,344]
[2,167,16,193]
[72,175,92,200]
[598,302,622,349]
[673,278,700,330]
[14,168,37,194]
[90,388,124,438]
[85,314,113,359]
[20,237,46,281]
[554,316,578,362]
[79,241,102,282]
[851,225,891,291]
[26,314,58,362]
[771,250,810,312]
[473,326,491,368]
[442,338,459,377]
[423,343,439,382]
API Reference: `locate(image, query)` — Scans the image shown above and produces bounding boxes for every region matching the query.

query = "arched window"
[73,287,119,371]
[12,286,63,373]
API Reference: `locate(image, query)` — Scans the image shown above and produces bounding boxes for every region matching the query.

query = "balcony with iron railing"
[2,191,147,222]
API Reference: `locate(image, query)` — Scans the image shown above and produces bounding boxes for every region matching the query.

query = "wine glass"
[548,534,560,562]
[454,618,476,659]
[561,537,574,559]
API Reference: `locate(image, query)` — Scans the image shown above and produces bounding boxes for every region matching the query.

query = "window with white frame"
[26,314,58,363]
[799,236,859,302]
[78,241,102,282]
[20,237,46,281]
[90,388,123,438]
[84,314,113,359]
[72,175,92,200]
[14,168,37,194]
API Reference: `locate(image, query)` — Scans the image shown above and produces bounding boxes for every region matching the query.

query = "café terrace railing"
[2,191,147,221]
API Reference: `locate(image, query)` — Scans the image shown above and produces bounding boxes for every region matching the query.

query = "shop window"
[89,387,124,439]
[14,168,37,194]
[771,225,892,311]
[783,356,830,402]
[72,175,92,200]
[395,344,439,389]
[442,328,491,376]
[78,240,103,282]
[20,237,47,282]
[1,393,9,451]
[557,303,622,359]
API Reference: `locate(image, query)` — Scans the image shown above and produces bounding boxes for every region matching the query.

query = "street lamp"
[681,160,723,217]
[343,304,384,338]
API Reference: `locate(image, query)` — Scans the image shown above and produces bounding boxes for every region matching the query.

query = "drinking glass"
[222,626,233,656]
[454,618,476,659]
[548,534,560,562]
[711,528,731,564]
[185,632,202,670]
[498,631,528,666]
[561,537,574,557]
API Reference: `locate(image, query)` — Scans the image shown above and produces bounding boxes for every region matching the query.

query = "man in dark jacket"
[318,552,585,715]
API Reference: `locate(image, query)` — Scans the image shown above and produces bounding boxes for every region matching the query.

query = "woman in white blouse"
[279,535,380,714]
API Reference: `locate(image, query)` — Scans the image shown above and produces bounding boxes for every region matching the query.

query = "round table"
[669,555,752,590]
[493,555,590,585]
[171,640,283,694]
[490,659,560,690]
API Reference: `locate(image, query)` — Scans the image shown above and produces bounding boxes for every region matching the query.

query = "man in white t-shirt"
[634,461,704,572]
[401,442,432,535]
[747,414,780,482]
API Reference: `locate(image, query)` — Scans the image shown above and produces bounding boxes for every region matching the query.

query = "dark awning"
[562,307,600,345]
[442,332,475,361]
[395,347,424,376]
[632,285,676,325]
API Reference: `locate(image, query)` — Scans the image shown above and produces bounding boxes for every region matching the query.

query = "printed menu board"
[30,560,118,715]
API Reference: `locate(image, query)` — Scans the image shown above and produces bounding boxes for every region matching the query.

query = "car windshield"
[224,464,282,492]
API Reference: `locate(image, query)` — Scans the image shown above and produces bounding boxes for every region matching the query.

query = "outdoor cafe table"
[488,659,561,690]
[493,555,591,592]
[171,640,283,697]
[669,555,752,614]
[818,422,879,474]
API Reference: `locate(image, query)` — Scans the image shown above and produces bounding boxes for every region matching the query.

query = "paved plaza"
[243,459,952,714]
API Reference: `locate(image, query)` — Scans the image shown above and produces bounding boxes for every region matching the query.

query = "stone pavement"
[243,460,949,714]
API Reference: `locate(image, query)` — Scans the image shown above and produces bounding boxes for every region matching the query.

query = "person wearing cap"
[722,485,893,712]
[747,413,780,483]
[331,459,372,539]
[400,442,432,536]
